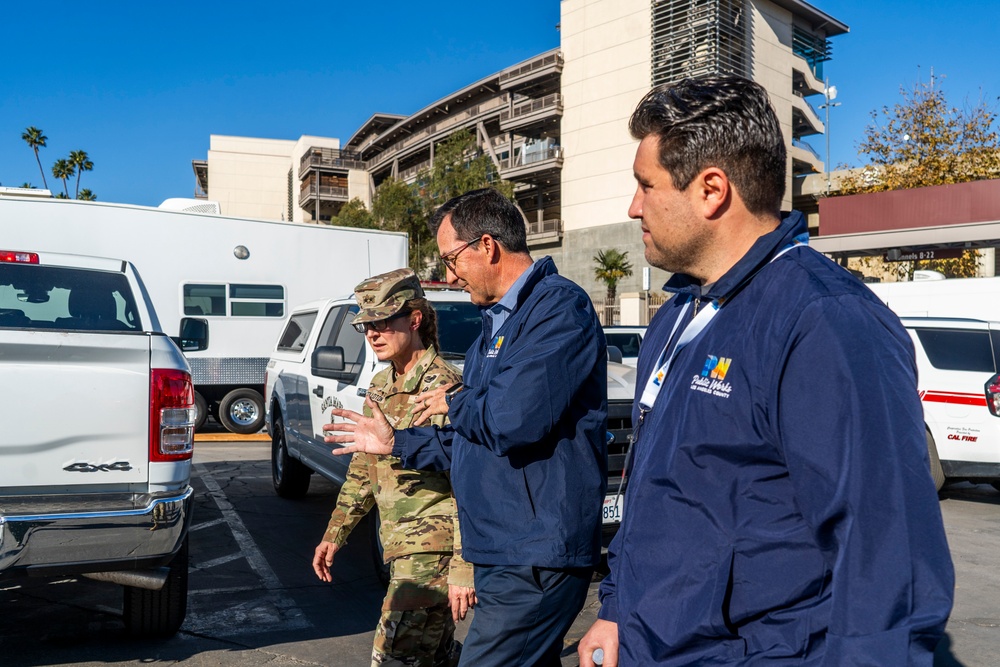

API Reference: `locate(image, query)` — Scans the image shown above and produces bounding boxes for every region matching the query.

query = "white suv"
[902,317,1000,490]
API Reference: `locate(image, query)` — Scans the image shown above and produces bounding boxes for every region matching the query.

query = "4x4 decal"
[63,461,133,473]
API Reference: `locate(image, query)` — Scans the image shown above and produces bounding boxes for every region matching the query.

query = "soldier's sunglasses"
[352,309,411,334]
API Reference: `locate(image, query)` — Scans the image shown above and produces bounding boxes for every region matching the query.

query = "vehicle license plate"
[602,494,623,524]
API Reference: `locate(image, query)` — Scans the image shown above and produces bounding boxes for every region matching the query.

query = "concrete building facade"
[193,135,368,224]
[192,0,846,306]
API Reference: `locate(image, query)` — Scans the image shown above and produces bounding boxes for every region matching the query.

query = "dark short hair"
[629,75,786,215]
[429,188,529,254]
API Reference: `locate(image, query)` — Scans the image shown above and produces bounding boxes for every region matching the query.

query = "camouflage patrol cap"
[352,268,424,324]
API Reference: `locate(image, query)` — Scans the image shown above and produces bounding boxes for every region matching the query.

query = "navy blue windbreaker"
[599,212,954,665]
[393,257,608,568]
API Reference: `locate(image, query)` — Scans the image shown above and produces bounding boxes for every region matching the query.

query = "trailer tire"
[272,416,311,498]
[123,536,188,638]
[219,389,265,434]
[193,392,208,431]
[927,429,945,492]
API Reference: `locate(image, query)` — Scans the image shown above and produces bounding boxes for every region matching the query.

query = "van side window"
[915,329,997,373]
[183,284,226,316]
[229,284,284,317]
[276,311,318,352]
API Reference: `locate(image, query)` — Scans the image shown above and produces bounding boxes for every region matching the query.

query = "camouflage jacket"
[322,345,472,586]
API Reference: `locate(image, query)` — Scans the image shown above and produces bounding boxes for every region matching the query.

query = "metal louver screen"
[651,0,749,87]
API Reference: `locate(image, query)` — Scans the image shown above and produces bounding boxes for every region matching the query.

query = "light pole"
[818,78,841,194]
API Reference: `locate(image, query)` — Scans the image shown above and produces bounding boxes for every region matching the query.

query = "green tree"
[593,248,634,302]
[51,158,75,198]
[837,78,1000,279]
[330,198,376,228]
[77,188,96,201]
[19,183,36,189]
[21,126,49,190]
[419,131,514,213]
[371,177,429,270]
[69,150,93,198]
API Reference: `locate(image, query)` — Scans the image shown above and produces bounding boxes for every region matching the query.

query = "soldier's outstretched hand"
[325,396,395,456]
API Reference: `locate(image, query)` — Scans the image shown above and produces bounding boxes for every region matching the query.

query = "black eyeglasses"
[439,237,482,272]
[352,309,411,334]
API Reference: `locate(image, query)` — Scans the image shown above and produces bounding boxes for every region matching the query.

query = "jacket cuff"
[597,596,619,623]
[446,557,475,588]
[391,429,409,458]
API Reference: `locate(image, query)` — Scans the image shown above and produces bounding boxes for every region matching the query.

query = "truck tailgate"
[0,330,151,488]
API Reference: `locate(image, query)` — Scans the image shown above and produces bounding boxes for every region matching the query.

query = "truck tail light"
[150,368,195,461]
[987,374,1000,418]
[0,250,39,264]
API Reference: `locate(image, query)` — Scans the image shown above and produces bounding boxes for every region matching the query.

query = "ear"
[480,234,500,263]
[409,310,423,331]
[693,168,730,219]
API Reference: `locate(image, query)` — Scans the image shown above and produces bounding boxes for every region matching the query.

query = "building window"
[651,0,749,87]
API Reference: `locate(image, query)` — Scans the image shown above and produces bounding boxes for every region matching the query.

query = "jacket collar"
[662,210,808,302]
[482,255,557,316]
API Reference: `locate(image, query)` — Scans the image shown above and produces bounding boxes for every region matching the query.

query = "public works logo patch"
[701,355,731,380]
[486,335,504,358]
[691,354,734,399]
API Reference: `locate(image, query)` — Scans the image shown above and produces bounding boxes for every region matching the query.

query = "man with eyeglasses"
[327,188,608,667]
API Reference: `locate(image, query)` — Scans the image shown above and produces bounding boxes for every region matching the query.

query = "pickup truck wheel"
[219,388,265,434]
[123,535,188,638]
[193,391,208,431]
[272,417,311,498]
[369,508,391,588]
[927,429,945,492]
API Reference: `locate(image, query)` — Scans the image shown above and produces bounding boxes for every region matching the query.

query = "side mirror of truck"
[607,345,624,364]
[312,346,358,383]
[173,317,209,352]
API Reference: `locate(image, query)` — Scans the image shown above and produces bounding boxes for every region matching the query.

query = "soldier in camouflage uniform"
[312,268,474,667]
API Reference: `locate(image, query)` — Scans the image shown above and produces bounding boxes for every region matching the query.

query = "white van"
[901,317,1000,490]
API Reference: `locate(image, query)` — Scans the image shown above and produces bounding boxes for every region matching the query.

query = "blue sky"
[1,1,996,207]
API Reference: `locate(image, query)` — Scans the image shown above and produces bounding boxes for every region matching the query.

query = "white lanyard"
[637,232,810,411]
[638,297,718,409]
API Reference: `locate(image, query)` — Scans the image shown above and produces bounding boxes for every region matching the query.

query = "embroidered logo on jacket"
[691,355,733,398]
[701,355,731,380]
[486,335,504,358]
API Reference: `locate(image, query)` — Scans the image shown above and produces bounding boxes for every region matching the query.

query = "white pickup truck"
[0,249,199,638]
[263,287,636,573]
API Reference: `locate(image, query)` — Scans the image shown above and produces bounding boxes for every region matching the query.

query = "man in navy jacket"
[578,76,954,666]
[328,188,608,667]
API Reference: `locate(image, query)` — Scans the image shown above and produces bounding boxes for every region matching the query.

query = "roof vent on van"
[913,270,947,281]
[158,198,222,215]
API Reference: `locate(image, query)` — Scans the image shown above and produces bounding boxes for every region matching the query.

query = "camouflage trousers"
[372,553,460,667]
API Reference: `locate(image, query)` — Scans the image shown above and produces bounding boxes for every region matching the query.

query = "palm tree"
[69,150,93,198]
[593,248,634,302]
[51,158,75,198]
[21,126,49,190]
[78,188,96,201]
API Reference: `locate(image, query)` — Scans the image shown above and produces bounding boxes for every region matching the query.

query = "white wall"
[560,0,651,234]
[207,136,296,221]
